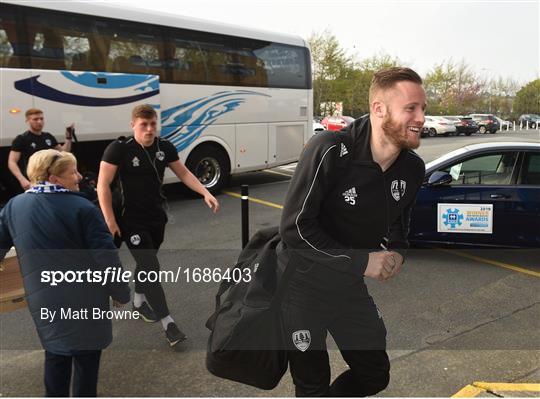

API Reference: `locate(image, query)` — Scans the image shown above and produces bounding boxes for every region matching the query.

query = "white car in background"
[495,116,512,130]
[423,116,458,137]
[313,121,325,134]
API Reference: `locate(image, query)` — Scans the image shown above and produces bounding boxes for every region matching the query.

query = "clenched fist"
[364,251,403,281]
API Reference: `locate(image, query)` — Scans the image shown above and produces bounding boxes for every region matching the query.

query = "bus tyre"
[186,146,230,195]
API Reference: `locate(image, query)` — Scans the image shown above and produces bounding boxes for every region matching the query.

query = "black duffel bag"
[205,226,295,390]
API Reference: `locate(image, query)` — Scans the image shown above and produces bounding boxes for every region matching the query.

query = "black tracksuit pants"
[122,219,170,319]
[44,350,102,397]
[282,260,390,397]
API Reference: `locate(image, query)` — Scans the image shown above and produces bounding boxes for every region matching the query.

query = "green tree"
[513,79,540,116]
[424,60,482,115]
[343,53,402,117]
[307,30,350,116]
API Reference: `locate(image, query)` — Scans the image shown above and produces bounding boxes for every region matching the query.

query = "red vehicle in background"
[320,115,355,131]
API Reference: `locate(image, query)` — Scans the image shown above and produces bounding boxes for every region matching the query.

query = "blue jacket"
[0,191,130,355]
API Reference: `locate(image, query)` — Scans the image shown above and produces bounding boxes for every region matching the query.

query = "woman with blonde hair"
[0,149,130,397]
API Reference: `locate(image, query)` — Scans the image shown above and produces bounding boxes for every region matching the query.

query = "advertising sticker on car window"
[437,203,493,234]
[449,164,462,181]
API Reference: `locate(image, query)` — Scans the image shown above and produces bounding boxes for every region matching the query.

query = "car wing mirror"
[427,171,453,187]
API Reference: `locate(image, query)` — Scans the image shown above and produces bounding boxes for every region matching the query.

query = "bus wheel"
[186,146,230,195]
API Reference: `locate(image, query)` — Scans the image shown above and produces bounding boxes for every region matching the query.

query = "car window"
[520,152,540,185]
[441,152,518,185]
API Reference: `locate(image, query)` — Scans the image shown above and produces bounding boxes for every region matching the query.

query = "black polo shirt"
[102,136,179,223]
[11,131,59,176]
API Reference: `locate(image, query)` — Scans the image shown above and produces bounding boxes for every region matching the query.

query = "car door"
[412,151,520,246]
[515,150,540,247]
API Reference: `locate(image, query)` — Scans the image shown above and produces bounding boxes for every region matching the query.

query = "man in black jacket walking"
[279,67,426,396]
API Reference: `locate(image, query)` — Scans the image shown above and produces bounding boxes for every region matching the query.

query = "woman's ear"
[48,175,59,184]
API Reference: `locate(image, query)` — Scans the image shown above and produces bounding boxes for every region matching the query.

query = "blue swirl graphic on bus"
[14,74,159,107]
[161,90,270,152]
[60,71,159,90]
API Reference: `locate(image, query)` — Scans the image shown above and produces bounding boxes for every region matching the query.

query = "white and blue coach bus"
[0,1,312,201]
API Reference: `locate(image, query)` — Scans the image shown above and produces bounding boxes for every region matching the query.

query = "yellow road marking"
[438,248,540,278]
[452,384,485,397]
[223,191,284,210]
[453,382,540,397]
[475,382,540,392]
[263,169,293,177]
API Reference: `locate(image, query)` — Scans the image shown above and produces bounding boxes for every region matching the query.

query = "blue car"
[409,142,540,248]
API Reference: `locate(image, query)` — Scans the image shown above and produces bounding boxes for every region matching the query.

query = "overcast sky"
[112,0,539,84]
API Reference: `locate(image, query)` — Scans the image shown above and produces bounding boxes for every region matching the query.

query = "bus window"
[0,29,14,67]
[22,6,100,71]
[254,44,309,89]
[170,39,208,84]
[25,22,66,70]
[0,4,30,68]
[92,17,166,79]
[64,36,90,71]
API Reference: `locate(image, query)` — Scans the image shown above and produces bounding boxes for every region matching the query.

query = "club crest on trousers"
[292,330,311,352]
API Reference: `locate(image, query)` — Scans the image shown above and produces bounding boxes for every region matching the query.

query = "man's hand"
[365,251,403,281]
[106,218,121,239]
[19,178,31,190]
[204,194,220,213]
[65,123,75,140]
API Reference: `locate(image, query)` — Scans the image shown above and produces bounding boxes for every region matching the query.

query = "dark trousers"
[282,261,390,397]
[44,350,102,397]
[122,220,170,319]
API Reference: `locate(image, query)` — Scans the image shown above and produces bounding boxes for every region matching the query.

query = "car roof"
[426,141,540,171]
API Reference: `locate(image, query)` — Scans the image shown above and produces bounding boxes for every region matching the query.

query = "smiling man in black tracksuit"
[279,67,427,396]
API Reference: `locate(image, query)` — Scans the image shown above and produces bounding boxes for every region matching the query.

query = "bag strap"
[270,245,297,309]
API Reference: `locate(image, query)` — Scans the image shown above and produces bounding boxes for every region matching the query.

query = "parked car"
[320,115,355,131]
[409,142,540,248]
[468,114,500,134]
[443,116,478,136]
[313,121,325,134]
[423,116,457,137]
[518,114,540,129]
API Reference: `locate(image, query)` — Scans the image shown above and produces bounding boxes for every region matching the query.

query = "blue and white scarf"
[26,181,70,194]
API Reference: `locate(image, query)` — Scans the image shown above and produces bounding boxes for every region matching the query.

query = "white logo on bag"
[156,151,165,161]
[391,180,406,201]
[342,187,357,205]
[130,234,141,246]
[292,330,311,352]
[339,143,348,157]
[132,156,140,167]
[31,142,36,149]
[45,139,52,146]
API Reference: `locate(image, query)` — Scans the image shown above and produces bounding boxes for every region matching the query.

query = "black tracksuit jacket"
[279,115,425,280]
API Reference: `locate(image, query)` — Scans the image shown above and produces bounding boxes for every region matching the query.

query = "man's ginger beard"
[381,108,420,150]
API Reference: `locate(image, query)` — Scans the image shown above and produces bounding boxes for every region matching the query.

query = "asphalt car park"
[1,130,538,397]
